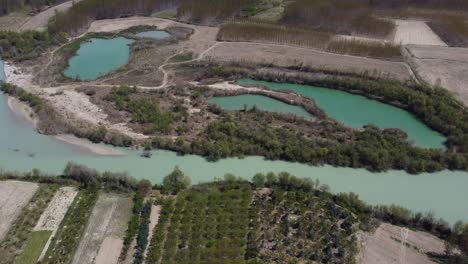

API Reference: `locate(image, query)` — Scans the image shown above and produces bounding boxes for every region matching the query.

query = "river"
[1,60,467,224]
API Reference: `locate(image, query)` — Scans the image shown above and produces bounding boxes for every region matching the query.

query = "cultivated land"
[0,181,38,240]
[205,42,414,82]
[406,45,468,105]
[71,193,133,264]
[394,20,447,46]
[357,223,446,264]
[34,186,78,231]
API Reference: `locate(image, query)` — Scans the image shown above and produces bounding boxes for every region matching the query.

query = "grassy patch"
[43,189,99,264]
[16,231,52,264]
[0,185,58,264]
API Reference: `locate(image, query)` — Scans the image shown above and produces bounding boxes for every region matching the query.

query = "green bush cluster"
[119,188,146,260]
[0,31,65,62]
[106,86,175,133]
[148,181,252,264]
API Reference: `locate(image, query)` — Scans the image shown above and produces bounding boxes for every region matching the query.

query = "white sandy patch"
[204,81,263,92]
[394,20,447,46]
[88,17,174,33]
[54,134,127,156]
[3,62,38,90]
[95,237,124,264]
[357,223,446,264]
[34,187,78,231]
[7,96,38,127]
[46,90,108,125]
[0,180,39,240]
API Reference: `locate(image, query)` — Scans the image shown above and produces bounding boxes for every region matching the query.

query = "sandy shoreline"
[54,134,126,156]
[5,93,126,156]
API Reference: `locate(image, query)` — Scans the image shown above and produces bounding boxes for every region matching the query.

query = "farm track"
[71,193,132,264]
[0,181,38,241]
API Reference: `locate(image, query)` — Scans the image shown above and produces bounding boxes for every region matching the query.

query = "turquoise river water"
[209,94,312,120]
[64,37,134,80]
[239,79,447,149]
[1,61,467,224]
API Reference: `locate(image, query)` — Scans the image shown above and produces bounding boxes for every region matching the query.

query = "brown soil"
[357,223,446,264]
[0,181,38,241]
[204,42,414,82]
[405,45,468,106]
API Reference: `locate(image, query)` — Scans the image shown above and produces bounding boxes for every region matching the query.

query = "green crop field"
[16,231,52,264]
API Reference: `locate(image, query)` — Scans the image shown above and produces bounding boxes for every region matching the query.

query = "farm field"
[34,186,78,231]
[205,42,413,81]
[72,192,133,264]
[406,45,468,105]
[0,184,57,264]
[394,20,447,46]
[16,230,52,264]
[0,181,38,240]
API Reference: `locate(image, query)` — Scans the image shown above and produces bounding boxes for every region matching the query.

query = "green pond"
[238,79,447,149]
[209,94,312,119]
[1,61,467,224]
[64,37,134,81]
[136,30,171,39]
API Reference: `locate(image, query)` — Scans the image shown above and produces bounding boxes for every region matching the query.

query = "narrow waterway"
[238,79,447,149]
[209,94,313,119]
[1,61,467,224]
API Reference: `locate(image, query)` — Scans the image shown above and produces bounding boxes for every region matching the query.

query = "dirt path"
[0,181,39,241]
[19,0,82,31]
[72,193,132,264]
[394,20,447,46]
[143,205,161,262]
[357,223,446,264]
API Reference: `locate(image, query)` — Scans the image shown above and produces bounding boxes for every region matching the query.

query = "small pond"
[136,30,171,39]
[238,79,447,149]
[209,94,312,120]
[64,37,134,81]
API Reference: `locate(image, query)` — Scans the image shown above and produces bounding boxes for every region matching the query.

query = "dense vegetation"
[218,20,402,60]
[176,0,258,24]
[282,0,395,38]
[0,184,57,264]
[43,188,98,263]
[247,179,358,263]
[105,86,178,134]
[147,180,252,264]
[120,186,147,260]
[133,201,153,264]
[0,30,65,62]
[0,0,67,15]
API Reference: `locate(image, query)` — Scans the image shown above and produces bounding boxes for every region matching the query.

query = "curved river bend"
[1,61,467,224]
